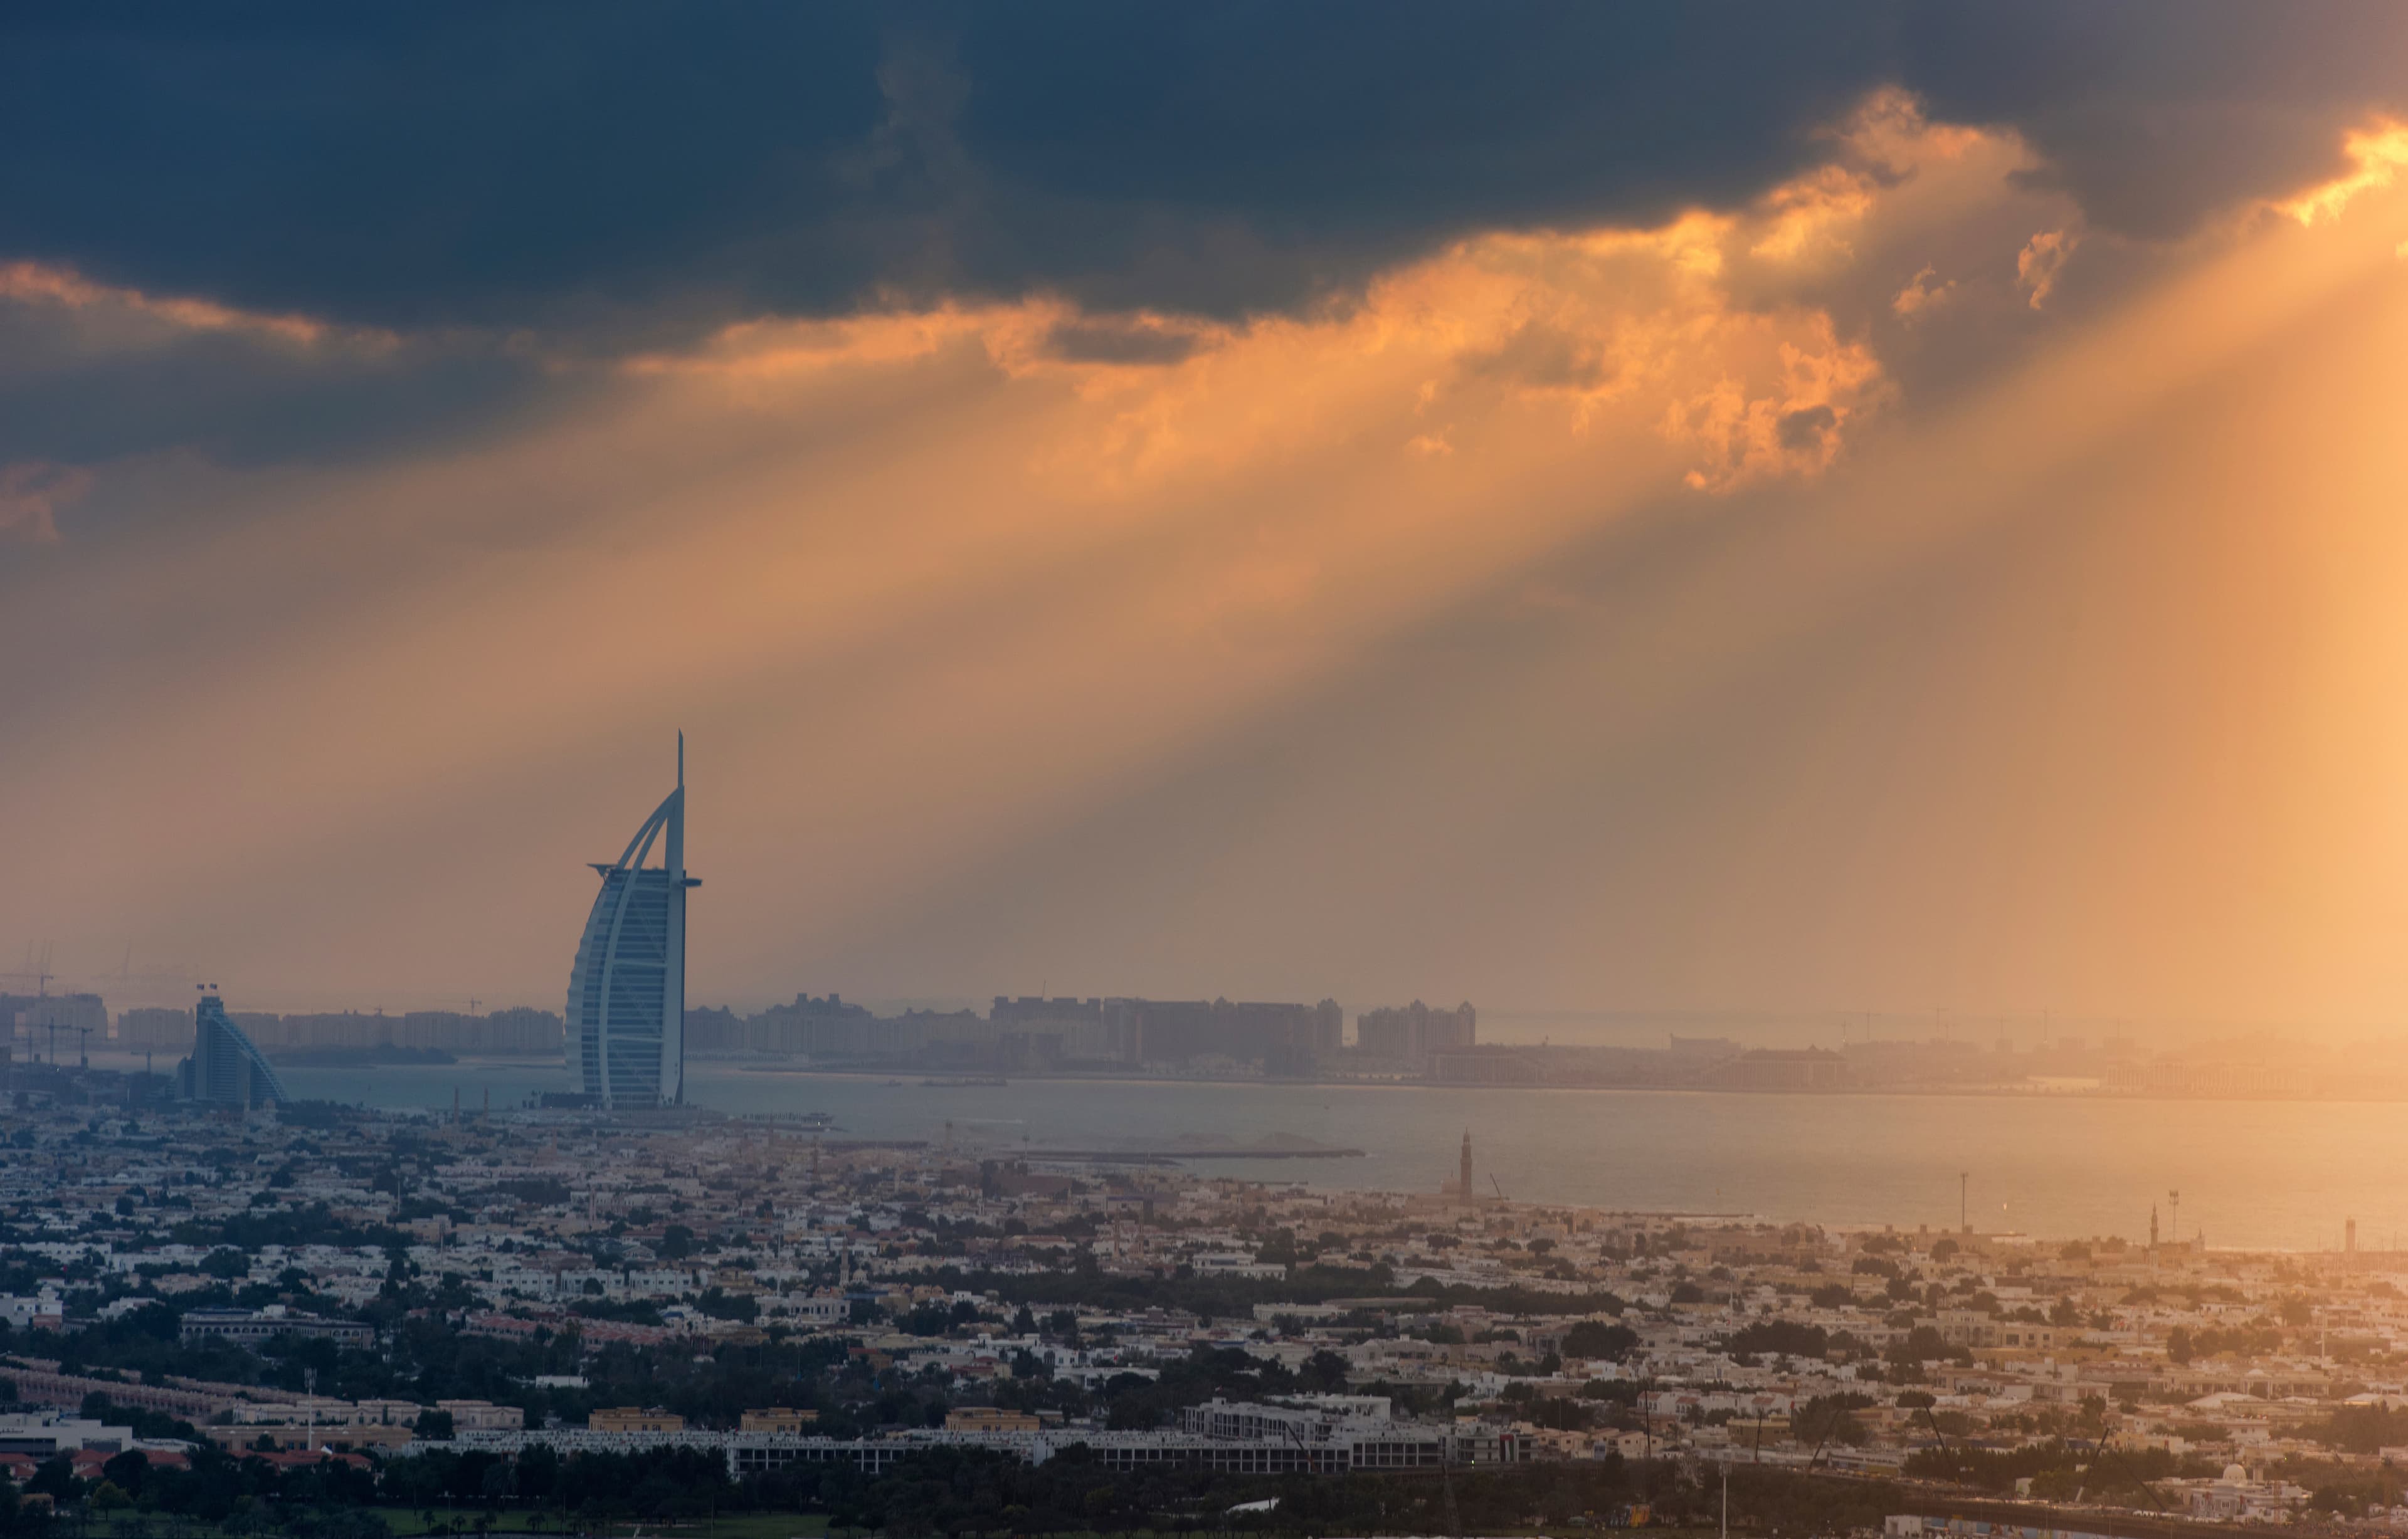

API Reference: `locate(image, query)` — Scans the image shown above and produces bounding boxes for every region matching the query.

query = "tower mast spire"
[667,732,684,876]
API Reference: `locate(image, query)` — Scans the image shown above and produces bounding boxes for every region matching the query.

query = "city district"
[1,1085,2406,1538]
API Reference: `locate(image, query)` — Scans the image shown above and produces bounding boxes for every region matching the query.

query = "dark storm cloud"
[0,302,557,472]
[1898,4,2408,242]
[3,3,2404,337]
[3,4,1863,330]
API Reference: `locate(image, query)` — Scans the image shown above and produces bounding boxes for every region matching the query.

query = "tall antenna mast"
[666,732,685,877]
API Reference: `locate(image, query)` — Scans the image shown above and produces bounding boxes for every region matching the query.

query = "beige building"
[206,1423,416,1451]
[589,1407,685,1433]
[946,1407,1040,1432]
[438,1399,524,1431]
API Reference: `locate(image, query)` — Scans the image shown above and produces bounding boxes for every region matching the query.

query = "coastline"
[714,1061,2408,1106]
[85,1046,2407,1104]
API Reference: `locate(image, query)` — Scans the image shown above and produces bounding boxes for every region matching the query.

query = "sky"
[8,4,2408,1030]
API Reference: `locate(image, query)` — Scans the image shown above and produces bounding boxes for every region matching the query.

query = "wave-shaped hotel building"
[568,737,698,1108]
[178,993,290,1107]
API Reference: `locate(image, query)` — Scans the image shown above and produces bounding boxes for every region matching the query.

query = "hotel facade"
[568,739,697,1107]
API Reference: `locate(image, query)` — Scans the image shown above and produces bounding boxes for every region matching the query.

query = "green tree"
[1563,1320,1639,1360]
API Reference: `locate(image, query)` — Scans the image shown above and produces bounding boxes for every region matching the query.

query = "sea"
[107,1055,2385,1255]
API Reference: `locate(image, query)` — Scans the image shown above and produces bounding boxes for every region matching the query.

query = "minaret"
[2150,1204,2159,1259]
[1460,1130,1474,1204]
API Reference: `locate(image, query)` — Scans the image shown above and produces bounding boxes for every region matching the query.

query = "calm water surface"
[232,1059,2392,1253]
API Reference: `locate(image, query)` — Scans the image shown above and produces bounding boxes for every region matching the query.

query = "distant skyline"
[47,979,2402,1060]
[8,8,2408,1032]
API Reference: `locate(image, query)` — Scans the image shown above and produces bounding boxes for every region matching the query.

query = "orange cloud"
[2017,228,2080,309]
[0,259,390,350]
[618,301,1048,384]
[612,92,2051,510]
[1750,164,1879,264]
[639,207,1893,503]
[2279,118,2408,226]
[1747,88,1993,268]
[1891,265,1956,320]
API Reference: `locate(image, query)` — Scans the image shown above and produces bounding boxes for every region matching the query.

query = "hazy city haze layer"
[245,1059,2404,1252]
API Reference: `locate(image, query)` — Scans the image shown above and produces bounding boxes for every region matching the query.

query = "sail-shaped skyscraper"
[177,993,290,1107]
[568,737,697,1107]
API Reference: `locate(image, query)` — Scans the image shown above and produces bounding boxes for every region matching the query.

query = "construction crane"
[0,943,57,995]
[1639,1387,1653,1500]
[1914,1402,1963,1481]
[2075,1430,2167,1510]
[93,943,201,995]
